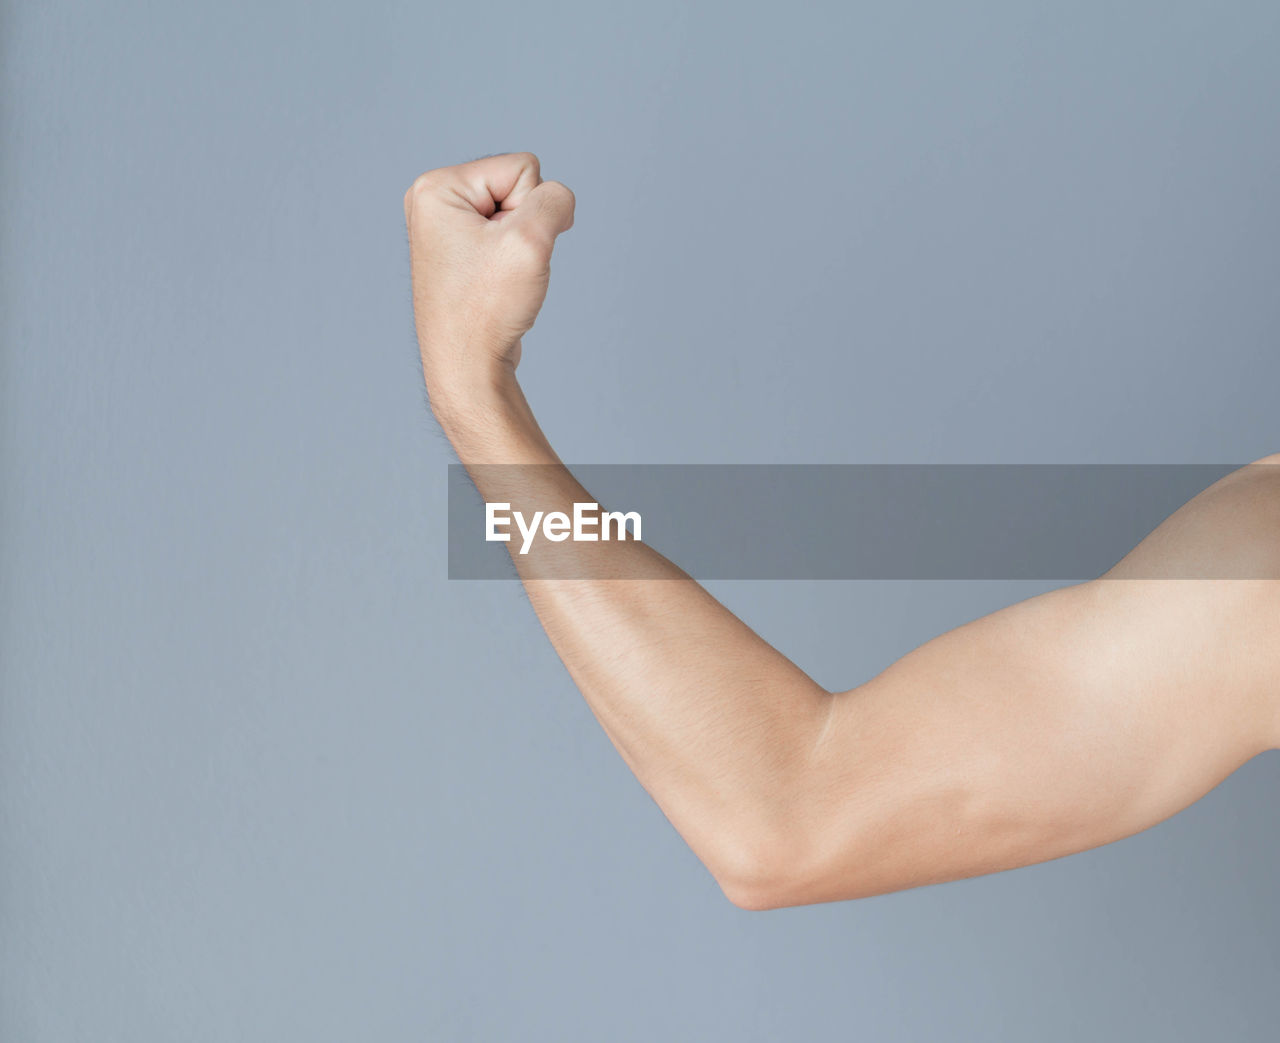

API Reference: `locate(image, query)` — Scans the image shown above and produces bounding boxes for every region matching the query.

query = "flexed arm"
[406,153,1280,910]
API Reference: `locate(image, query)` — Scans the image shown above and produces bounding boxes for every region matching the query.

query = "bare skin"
[405,153,1280,910]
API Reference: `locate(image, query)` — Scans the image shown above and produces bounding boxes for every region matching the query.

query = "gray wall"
[3,1,1277,1040]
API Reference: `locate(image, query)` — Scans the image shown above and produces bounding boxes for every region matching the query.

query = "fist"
[404,152,575,398]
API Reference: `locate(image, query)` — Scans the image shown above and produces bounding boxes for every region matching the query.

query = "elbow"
[719,879,794,913]
[716,868,796,913]
[709,830,811,912]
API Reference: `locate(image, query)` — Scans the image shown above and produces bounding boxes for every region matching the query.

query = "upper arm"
[780,462,1280,908]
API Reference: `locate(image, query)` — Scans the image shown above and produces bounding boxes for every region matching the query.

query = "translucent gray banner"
[448,464,1275,579]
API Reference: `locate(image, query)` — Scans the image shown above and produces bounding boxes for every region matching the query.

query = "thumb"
[512,179,576,242]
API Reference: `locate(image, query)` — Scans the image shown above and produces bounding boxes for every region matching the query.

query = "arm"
[406,153,1280,910]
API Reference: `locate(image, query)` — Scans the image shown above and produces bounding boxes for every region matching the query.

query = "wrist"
[428,363,514,428]
[421,328,518,415]
[424,354,557,466]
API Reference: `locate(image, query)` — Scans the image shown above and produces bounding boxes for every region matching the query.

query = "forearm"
[433,365,831,902]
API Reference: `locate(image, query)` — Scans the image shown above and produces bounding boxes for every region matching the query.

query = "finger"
[509,179,576,241]
[450,152,543,217]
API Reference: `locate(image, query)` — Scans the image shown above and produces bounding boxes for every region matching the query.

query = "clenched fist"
[404,153,575,412]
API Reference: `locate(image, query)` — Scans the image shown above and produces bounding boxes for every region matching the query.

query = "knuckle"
[511,222,545,250]
[405,172,436,205]
[416,169,442,191]
[546,179,574,203]
[506,223,549,261]
[405,169,451,220]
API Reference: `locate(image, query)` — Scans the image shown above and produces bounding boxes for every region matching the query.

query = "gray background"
[2,0,1277,1039]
